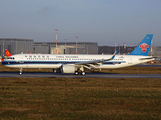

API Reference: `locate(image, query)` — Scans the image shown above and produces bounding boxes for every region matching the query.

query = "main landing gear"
[74,66,86,76]
[74,71,86,76]
[81,71,86,76]
[74,71,79,75]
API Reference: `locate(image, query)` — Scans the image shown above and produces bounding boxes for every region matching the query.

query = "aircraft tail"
[5,49,12,56]
[129,34,153,56]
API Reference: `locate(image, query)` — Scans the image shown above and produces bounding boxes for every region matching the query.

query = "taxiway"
[0,72,161,78]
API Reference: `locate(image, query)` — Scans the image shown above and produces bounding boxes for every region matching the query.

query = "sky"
[0,0,161,46]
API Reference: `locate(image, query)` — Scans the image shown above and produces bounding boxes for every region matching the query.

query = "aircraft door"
[128,57,132,64]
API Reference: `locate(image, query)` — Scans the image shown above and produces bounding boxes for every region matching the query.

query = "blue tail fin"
[129,34,153,56]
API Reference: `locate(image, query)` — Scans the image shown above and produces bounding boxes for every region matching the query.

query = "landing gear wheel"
[74,71,79,75]
[81,71,86,76]
[19,68,22,75]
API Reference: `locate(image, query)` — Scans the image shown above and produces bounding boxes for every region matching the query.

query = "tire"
[74,71,79,75]
[81,71,86,76]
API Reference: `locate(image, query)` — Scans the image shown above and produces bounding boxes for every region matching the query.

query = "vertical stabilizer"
[129,34,153,56]
[5,49,12,56]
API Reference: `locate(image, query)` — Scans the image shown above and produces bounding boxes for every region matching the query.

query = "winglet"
[104,51,118,61]
[111,51,118,59]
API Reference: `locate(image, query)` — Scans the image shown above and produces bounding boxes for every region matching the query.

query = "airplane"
[2,34,155,75]
[0,57,3,62]
[5,49,12,56]
[0,49,12,62]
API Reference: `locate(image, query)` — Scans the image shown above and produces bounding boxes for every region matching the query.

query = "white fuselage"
[2,54,154,69]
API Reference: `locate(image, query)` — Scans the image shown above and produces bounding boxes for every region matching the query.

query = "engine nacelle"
[61,65,76,73]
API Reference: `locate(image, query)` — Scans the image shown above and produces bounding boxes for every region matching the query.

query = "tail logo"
[6,51,10,56]
[139,43,149,52]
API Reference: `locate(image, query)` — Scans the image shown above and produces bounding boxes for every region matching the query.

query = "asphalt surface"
[0,72,161,78]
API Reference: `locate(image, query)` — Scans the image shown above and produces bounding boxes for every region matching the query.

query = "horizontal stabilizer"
[139,57,156,60]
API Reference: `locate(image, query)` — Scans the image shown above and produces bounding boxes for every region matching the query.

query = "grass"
[0,77,161,119]
[0,63,161,119]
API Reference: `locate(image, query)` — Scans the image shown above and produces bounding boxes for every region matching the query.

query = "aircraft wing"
[75,59,104,65]
[75,51,118,69]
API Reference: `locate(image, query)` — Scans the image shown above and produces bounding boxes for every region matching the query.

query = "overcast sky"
[0,0,161,46]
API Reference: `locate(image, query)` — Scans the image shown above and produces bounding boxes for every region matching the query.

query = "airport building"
[34,42,98,54]
[0,38,161,59]
[0,38,98,56]
[153,46,161,58]
[0,38,34,56]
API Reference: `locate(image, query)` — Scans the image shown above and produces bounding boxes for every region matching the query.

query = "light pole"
[115,39,117,52]
[55,29,58,54]
[76,36,78,54]
[65,39,67,54]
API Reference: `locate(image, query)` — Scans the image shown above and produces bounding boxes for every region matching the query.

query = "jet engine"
[61,65,76,73]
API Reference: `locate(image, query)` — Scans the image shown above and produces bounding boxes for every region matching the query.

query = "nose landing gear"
[19,68,22,75]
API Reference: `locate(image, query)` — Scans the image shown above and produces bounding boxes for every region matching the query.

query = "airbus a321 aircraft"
[2,34,155,75]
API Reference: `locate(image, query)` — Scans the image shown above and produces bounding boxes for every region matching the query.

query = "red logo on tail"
[139,43,149,52]
[5,49,12,56]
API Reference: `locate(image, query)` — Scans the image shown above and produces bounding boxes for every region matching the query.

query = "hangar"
[0,38,98,56]
[0,38,34,55]
[34,42,98,54]
[0,38,160,59]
